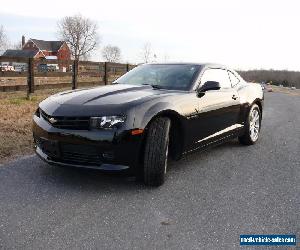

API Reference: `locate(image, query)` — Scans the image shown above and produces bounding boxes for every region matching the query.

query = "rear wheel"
[239,104,261,145]
[143,117,170,186]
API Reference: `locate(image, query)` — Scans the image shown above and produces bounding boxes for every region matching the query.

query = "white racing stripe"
[197,124,244,143]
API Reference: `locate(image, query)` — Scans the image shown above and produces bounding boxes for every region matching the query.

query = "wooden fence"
[0,56,136,93]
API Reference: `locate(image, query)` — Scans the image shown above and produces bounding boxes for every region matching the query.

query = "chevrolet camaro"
[33,63,264,186]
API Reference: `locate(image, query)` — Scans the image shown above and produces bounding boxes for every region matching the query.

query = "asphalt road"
[0,92,299,249]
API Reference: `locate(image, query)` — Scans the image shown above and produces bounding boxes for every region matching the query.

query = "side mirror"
[198,81,221,92]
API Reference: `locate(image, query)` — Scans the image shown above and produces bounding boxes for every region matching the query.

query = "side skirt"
[183,125,244,155]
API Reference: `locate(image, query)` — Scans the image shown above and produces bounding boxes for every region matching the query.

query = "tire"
[238,104,261,145]
[143,117,171,186]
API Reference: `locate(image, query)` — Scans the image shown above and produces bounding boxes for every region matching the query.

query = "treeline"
[238,70,300,88]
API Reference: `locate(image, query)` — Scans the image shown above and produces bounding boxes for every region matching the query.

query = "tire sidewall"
[247,104,261,143]
[143,117,170,186]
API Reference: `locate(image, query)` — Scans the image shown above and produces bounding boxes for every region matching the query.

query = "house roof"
[30,39,65,52]
[2,49,37,58]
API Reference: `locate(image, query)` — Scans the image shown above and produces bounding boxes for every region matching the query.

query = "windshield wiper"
[141,83,164,89]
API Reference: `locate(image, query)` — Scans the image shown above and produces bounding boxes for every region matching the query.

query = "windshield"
[114,64,201,90]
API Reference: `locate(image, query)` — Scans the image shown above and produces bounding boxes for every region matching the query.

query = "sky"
[0,0,299,70]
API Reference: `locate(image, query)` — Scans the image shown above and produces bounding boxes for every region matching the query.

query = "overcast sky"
[0,0,299,70]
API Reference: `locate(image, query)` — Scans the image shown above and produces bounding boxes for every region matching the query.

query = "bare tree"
[57,14,99,60]
[102,45,121,62]
[0,25,9,52]
[11,41,22,50]
[140,43,152,63]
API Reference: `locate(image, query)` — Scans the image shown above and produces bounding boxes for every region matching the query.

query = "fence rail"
[0,56,136,93]
[0,56,29,63]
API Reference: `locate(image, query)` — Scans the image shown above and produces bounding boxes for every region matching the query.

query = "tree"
[11,41,22,50]
[0,25,8,52]
[140,43,152,63]
[102,45,121,62]
[57,14,99,60]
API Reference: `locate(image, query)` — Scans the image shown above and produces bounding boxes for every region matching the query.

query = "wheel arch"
[238,98,263,126]
[142,109,185,161]
[253,98,263,114]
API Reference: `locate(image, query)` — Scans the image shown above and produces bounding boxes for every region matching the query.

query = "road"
[0,92,299,249]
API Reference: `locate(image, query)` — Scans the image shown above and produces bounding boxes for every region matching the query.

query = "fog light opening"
[102,151,114,160]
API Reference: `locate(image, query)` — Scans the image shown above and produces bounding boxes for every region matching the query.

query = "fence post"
[27,58,35,98]
[126,63,129,72]
[104,62,108,85]
[72,60,78,89]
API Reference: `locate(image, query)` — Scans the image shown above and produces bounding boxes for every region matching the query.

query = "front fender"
[133,101,181,129]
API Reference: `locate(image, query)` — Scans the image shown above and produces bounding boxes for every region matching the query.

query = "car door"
[194,68,241,144]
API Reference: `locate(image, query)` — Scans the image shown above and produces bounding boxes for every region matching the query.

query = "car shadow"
[167,139,241,171]
[38,163,146,192]
[34,139,242,192]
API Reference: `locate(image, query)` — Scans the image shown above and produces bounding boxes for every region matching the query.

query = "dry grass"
[0,88,70,164]
[269,85,300,96]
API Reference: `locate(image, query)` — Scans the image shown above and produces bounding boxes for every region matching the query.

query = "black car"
[33,63,264,186]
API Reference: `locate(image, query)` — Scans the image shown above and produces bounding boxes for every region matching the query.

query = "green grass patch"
[9,96,38,105]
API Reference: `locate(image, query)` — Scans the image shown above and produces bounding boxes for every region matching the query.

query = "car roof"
[145,62,229,70]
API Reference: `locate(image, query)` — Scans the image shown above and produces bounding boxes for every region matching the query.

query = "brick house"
[3,36,71,60]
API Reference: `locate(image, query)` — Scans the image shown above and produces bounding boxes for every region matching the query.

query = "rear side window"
[200,68,232,89]
[228,71,240,87]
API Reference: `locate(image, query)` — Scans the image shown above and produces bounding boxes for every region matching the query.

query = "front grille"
[62,152,103,165]
[40,109,90,130]
[60,143,103,165]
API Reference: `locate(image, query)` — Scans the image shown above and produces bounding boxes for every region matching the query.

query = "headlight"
[90,116,125,129]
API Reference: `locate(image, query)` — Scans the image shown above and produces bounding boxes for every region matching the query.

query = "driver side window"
[201,69,232,89]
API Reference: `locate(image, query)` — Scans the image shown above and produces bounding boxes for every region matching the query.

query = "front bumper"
[35,147,129,170]
[33,114,144,171]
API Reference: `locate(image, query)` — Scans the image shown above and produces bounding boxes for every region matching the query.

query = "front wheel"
[143,117,170,186]
[239,104,261,145]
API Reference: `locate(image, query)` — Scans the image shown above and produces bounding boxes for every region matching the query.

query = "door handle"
[232,95,238,100]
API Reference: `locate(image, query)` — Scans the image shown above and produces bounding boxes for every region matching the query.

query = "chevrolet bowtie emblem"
[49,117,57,124]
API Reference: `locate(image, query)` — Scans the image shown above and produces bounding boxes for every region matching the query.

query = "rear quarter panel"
[235,82,264,124]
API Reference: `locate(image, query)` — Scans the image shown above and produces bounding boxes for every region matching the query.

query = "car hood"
[39,84,174,116]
